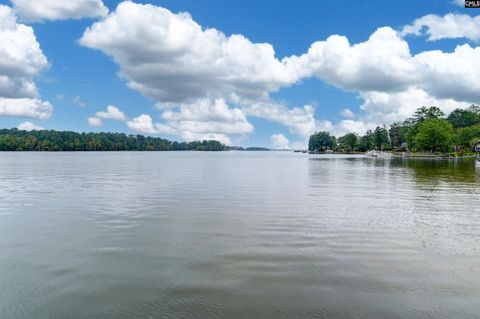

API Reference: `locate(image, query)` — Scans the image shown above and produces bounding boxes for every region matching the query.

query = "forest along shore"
[308,105,480,158]
[0,129,228,151]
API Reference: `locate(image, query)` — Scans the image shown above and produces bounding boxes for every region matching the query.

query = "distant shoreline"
[0,149,271,153]
[0,128,271,152]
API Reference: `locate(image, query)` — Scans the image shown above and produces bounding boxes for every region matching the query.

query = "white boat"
[365,150,393,158]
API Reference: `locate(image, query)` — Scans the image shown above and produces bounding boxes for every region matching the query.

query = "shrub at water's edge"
[308,105,480,155]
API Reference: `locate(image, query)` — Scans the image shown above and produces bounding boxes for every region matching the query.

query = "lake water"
[1,152,479,319]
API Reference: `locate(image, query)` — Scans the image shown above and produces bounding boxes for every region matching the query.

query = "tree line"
[0,129,228,151]
[309,105,480,154]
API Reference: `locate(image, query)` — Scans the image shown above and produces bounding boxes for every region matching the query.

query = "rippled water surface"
[1,152,480,319]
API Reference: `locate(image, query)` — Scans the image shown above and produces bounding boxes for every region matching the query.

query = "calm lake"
[1,152,479,318]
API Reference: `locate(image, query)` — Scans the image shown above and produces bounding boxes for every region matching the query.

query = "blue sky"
[0,0,478,148]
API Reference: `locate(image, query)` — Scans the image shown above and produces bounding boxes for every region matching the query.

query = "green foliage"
[308,105,480,155]
[403,106,446,150]
[388,123,409,149]
[373,126,390,150]
[408,106,445,125]
[308,131,336,152]
[337,133,358,152]
[415,119,453,153]
[0,129,227,152]
[447,105,480,128]
[357,130,374,152]
[455,125,480,149]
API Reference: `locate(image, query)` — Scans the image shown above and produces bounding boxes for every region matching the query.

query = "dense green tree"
[447,105,480,128]
[415,119,453,153]
[388,123,409,149]
[357,130,374,152]
[409,106,445,125]
[455,125,480,149]
[308,131,336,152]
[337,133,358,152]
[373,126,390,150]
[404,106,446,150]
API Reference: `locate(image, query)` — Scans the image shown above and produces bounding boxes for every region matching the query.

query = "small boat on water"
[365,150,393,158]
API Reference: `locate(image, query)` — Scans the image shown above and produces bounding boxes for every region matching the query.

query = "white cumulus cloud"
[244,101,317,138]
[0,97,52,119]
[292,27,419,93]
[88,117,102,127]
[80,1,298,104]
[0,5,52,119]
[270,134,290,149]
[401,13,480,42]
[127,114,156,134]
[314,119,371,137]
[157,98,253,145]
[12,0,108,22]
[17,121,43,131]
[414,44,480,102]
[95,105,127,121]
[340,108,355,118]
[360,87,467,124]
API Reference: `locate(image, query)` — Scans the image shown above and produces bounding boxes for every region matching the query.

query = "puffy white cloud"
[127,114,156,134]
[414,44,480,102]
[0,97,52,119]
[12,0,108,22]
[314,119,371,137]
[156,99,253,145]
[359,87,466,123]
[292,27,419,92]
[244,101,317,138]
[0,5,52,119]
[0,75,38,98]
[299,25,480,109]
[88,117,102,127]
[80,1,298,104]
[401,13,480,42]
[96,105,127,121]
[0,6,48,78]
[340,108,354,118]
[17,121,43,131]
[270,134,289,149]
[335,120,369,136]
